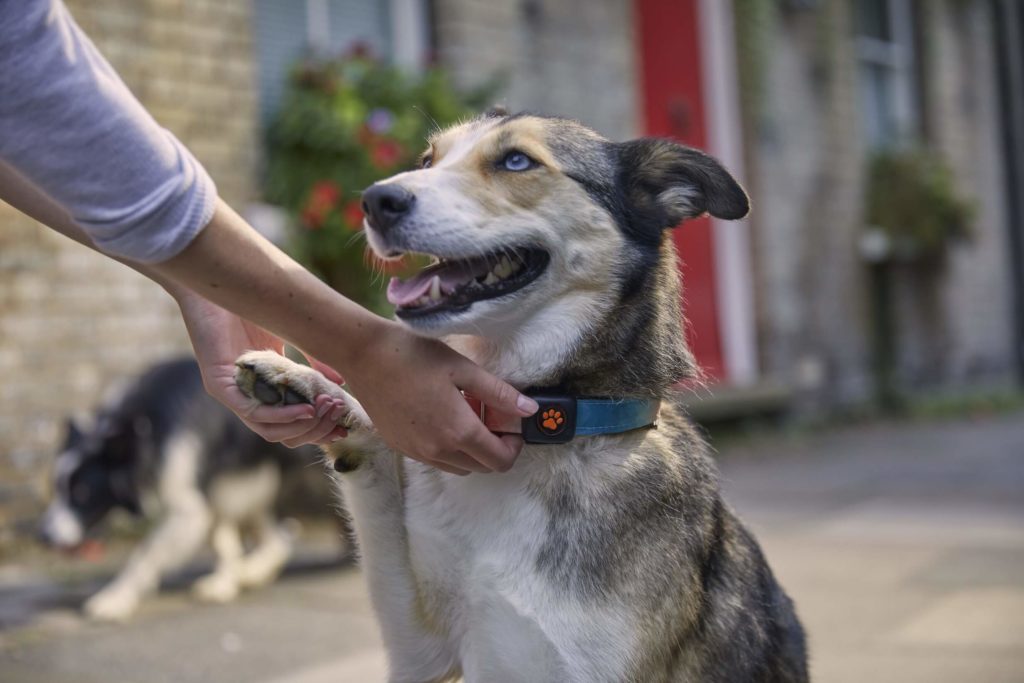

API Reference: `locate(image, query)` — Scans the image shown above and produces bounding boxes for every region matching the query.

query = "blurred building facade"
[0,0,261,535]
[1,0,1022,530]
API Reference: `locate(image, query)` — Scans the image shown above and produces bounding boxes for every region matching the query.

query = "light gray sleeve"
[0,0,217,263]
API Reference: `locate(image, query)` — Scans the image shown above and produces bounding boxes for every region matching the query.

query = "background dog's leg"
[192,521,244,603]
[84,431,211,621]
[236,513,292,590]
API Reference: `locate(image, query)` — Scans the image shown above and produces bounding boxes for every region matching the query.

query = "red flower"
[342,200,364,230]
[301,180,342,230]
[309,180,341,209]
[370,139,404,170]
[301,207,325,230]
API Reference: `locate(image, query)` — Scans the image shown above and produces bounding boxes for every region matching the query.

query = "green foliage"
[264,50,495,311]
[864,149,975,259]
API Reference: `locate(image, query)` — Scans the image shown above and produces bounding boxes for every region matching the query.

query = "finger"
[431,451,479,475]
[282,416,338,448]
[429,447,489,474]
[314,426,349,445]
[239,400,316,424]
[498,433,525,458]
[457,419,519,472]
[456,365,537,417]
[245,413,334,444]
[242,419,327,446]
[432,462,471,476]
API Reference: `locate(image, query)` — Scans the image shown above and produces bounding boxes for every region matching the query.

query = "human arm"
[0,160,346,447]
[0,0,536,470]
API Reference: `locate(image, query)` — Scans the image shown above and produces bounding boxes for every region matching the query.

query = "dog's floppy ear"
[616,138,749,228]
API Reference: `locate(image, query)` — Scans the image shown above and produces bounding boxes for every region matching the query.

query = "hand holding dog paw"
[177,293,348,447]
[342,323,537,474]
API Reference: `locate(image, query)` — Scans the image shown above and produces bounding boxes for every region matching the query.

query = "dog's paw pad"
[541,409,564,431]
[234,352,319,407]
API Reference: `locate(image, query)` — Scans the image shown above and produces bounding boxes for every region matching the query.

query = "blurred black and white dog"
[39,357,313,621]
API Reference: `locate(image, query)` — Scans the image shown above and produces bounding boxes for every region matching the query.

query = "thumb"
[458,365,537,417]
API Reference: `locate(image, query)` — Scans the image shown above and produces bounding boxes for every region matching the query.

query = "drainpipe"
[993,0,1024,385]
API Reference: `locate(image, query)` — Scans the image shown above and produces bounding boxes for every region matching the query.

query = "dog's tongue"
[386,259,490,306]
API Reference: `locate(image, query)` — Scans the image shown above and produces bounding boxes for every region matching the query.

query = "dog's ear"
[616,138,749,228]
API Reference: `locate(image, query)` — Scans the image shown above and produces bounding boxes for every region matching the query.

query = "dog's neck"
[449,239,695,399]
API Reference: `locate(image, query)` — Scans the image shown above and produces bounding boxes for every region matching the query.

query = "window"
[855,0,919,148]
[252,0,429,126]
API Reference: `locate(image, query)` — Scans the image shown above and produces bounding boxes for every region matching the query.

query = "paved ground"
[1,412,1023,682]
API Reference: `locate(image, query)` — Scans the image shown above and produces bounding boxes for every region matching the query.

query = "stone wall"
[0,0,260,539]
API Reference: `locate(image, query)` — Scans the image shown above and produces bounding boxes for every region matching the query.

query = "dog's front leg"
[84,432,212,621]
[235,350,458,682]
[332,450,460,683]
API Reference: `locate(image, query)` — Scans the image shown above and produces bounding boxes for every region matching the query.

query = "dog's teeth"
[493,258,512,280]
[429,275,442,301]
[483,271,500,285]
[509,259,522,274]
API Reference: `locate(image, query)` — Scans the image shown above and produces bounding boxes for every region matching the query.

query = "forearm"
[0,159,177,292]
[152,199,387,369]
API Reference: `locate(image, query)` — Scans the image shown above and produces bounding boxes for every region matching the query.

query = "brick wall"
[0,0,260,539]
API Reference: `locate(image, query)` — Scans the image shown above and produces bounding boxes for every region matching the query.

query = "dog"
[39,357,315,621]
[234,110,808,681]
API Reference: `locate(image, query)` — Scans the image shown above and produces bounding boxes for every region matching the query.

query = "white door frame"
[698,0,759,386]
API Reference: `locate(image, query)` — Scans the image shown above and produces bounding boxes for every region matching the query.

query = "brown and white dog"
[235,111,808,682]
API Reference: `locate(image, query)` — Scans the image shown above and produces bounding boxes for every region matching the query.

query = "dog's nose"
[362,184,415,234]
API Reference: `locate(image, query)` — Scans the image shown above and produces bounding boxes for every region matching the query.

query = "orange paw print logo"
[540,408,565,433]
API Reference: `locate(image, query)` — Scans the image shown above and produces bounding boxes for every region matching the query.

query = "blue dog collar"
[521,395,661,444]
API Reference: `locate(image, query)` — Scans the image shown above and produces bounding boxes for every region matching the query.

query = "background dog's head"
[38,417,144,550]
[361,111,748,391]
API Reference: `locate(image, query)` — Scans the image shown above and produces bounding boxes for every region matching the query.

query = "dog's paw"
[234,351,366,430]
[235,351,339,406]
[84,586,140,622]
[192,572,240,604]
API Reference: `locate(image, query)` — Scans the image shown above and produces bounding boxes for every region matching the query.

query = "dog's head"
[362,111,747,389]
[38,417,144,550]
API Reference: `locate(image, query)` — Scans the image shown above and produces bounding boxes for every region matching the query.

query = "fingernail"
[300,410,316,420]
[331,435,344,442]
[317,403,330,418]
[516,395,539,415]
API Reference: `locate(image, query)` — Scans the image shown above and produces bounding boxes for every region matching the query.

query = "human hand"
[176,292,348,447]
[341,322,538,475]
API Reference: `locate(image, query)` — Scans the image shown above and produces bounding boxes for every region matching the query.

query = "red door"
[634,0,724,381]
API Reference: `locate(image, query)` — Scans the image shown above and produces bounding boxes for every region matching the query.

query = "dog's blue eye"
[502,151,533,172]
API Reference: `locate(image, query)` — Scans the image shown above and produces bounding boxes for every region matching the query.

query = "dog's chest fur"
[398,433,675,681]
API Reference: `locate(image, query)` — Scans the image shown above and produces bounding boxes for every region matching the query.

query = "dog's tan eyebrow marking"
[487,119,560,169]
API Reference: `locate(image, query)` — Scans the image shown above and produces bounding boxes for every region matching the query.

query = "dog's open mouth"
[386,247,550,318]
